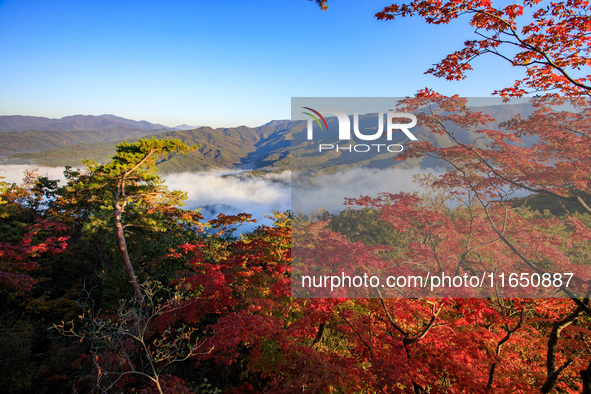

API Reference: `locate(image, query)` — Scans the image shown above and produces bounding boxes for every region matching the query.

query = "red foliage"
[0,221,69,294]
[376,0,591,97]
[152,216,589,392]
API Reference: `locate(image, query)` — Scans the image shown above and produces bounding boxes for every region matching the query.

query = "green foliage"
[329,207,405,246]
[84,136,197,184]
[198,378,222,394]
[72,137,200,299]
[511,193,591,216]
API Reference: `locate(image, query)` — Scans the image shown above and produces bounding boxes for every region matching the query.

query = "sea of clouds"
[162,170,291,232]
[1,165,440,233]
[291,167,443,214]
[0,165,69,185]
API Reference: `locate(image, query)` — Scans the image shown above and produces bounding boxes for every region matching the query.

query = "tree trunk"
[115,208,144,303]
[541,304,583,393]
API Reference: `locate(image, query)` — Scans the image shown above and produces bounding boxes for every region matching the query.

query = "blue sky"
[0,0,523,127]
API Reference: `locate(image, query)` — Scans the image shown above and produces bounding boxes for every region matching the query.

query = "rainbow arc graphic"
[303,107,328,131]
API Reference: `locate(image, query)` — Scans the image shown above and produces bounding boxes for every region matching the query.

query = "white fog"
[1,165,439,232]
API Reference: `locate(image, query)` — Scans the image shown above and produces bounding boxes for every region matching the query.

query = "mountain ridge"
[0,114,172,132]
[0,104,535,173]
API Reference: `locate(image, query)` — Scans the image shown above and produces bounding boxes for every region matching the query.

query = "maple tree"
[144,207,587,392]
[0,172,69,297]
[376,0,591,97]
[0,221,69,297]
[288,200,590,392]
[386,93,591,392]
[281,1,591,392]
[0,171,76,392]
[372,0,591,390]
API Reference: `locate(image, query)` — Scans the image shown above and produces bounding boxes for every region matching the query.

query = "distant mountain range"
[0,114,173,132]
[0,114,291,172]
[0,104,535,173]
